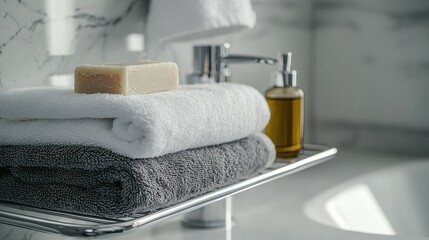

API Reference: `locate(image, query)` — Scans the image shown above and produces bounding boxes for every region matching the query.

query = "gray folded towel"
[0,134,275,218]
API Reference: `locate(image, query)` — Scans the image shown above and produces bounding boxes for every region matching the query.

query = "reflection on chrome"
[45,0,76,56]
[325,184,395,235]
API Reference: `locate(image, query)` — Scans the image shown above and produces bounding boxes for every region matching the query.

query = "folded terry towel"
[0,83,270,158]
[0,134,275,218]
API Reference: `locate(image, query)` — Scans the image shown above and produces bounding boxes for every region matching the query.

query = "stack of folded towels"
[0,83,275,218]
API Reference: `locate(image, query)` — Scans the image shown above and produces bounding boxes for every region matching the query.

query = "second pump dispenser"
[265,52,304,158]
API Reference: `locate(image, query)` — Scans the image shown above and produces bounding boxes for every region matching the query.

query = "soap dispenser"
[265,52,304,158]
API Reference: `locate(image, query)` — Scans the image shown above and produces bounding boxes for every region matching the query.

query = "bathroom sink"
[305,159,429,238]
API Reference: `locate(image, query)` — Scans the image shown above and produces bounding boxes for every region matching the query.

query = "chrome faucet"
[186,43,277,84]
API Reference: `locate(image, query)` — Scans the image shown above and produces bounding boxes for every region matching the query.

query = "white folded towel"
[0,83,270,158]
[146,0,256,48]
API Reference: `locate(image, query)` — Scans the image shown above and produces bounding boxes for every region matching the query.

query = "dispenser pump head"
[279,52,292,72]
[273,52,297,87]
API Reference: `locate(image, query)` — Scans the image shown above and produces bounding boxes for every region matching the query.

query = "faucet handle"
[190,44,228,83]
[188,43,276,83]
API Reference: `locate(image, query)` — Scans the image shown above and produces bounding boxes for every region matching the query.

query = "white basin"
[305,159,429,238]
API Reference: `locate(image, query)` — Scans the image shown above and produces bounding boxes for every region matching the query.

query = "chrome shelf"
[0,144,337,237]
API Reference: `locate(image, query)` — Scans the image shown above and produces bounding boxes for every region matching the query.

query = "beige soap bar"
[74,61,179,94]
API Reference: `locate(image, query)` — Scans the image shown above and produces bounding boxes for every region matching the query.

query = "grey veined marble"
[0,0,148,88]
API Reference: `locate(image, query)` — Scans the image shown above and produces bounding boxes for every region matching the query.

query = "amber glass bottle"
[265,52,304,158]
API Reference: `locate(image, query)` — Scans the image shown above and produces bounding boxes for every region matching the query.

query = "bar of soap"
[74,61,179,94]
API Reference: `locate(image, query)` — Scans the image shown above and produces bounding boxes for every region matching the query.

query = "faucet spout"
[187,43,276,84]
[222,54,277,65]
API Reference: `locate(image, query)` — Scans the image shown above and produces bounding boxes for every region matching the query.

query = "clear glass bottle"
[265,52,304,158]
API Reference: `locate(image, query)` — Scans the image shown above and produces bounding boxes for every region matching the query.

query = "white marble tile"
[0,0,148,88]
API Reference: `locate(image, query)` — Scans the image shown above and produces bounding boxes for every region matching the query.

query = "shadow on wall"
[313,0,429,155]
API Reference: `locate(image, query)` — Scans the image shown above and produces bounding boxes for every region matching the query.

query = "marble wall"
[313,0,429,155]
[0,0,148,88]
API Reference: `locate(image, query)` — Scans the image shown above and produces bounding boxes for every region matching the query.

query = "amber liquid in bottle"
[265,87,303,158]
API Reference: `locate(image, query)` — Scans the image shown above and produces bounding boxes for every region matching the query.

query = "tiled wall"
[0,0,147,88]
[313,0,429,155]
